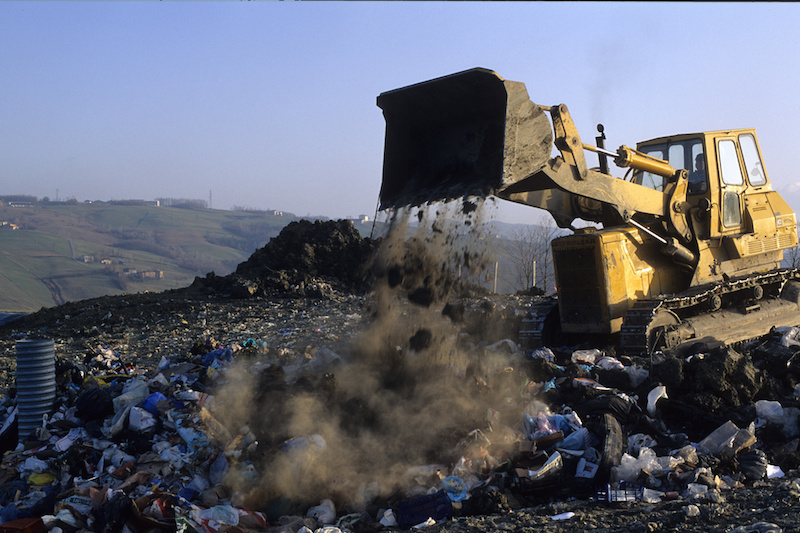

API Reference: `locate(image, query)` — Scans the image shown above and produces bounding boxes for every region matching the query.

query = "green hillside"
[0,201,372,312]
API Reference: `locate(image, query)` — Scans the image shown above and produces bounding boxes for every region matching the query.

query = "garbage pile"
[1,214,800,533]
[2,303,800,532]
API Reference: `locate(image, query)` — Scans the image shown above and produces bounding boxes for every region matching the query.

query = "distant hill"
[0,201,374,312]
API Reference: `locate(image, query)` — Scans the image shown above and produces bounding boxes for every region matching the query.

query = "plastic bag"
[129,406,156,432]
[19,457,48,473]
[176,422,210,455]
[628,433,658,456]
[596,356,624,370]
[441,476,467,502]
[754,400,784,424]
[93,492,132,533]
[611,448,660,482]
[202,348,233,367]
[684,483,708,500]
[209,454,229,485]
[647,385,668,417]
[307,499,336,526]
[199,505,240,527]
[141,392,168,415]
[379,509,398,527]
[739,449,768,481]
[75,387,114,421]
[624,365,649,388]
[777,325,800,347]
[673,445,698,464]
[559,427,588,451]
[112,378,150,413]
[529,347,555,362]
[571,349,601,365]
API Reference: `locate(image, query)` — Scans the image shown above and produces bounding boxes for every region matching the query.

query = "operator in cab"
[688,153,707,194]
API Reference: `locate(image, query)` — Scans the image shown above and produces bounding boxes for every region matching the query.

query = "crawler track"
[620,268,800,354]
[521,269,800,355]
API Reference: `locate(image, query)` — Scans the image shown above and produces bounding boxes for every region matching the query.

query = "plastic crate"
[396,490,452,527]
[595,481,644,503]
[511,470,569,499]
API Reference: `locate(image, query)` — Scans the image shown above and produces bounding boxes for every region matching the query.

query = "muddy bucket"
[15,339,56,442]
[377,67,553,209]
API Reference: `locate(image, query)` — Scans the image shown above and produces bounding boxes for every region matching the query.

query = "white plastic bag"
[128,406,156,432]
[755,400,784,424]
[647,385,668,417]
[628,433,658,456]
[624,365,649,388]
[112,378,150,413]
[307,499,336,526]
[611,447,660,482]
[571,349,601,365]
[379,509,398,527]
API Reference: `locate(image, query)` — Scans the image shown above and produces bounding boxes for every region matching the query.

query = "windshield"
[635,138,705,194]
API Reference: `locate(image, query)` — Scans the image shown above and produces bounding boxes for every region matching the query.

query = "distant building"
[82,255,95,263]
[8,202,33,208]
[140,270,164,280]
[109,199,161,207]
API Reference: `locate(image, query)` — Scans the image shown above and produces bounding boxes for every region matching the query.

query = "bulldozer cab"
[637,130,797,277]
[636,130,774,238]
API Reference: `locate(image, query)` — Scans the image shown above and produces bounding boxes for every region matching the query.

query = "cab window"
[722,192,742,227]
[718,140,744,185]
[739,133,767,186]
[637,138,704,193]
[718,139,743,227]
[638,148,667,191]
[668,145,684,172]
[687,141,706,195]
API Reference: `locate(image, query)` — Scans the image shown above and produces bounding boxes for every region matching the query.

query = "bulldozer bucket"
[377,68,553,209]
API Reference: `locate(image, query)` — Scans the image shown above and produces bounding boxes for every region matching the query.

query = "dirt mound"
[192,219,377,298]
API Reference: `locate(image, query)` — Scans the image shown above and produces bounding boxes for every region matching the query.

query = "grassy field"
[0,202,373,312]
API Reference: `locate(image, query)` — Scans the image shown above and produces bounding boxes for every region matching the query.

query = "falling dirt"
[207,200,520,515]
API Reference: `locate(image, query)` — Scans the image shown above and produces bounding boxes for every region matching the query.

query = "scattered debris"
[0,216,799,532]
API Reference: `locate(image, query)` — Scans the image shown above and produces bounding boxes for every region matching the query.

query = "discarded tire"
[598,413,624,483]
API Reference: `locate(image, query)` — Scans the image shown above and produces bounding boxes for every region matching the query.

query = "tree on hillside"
[785,225,800,268]
[504,215,561,294]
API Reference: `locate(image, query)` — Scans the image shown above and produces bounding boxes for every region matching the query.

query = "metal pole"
[493,261,498,293]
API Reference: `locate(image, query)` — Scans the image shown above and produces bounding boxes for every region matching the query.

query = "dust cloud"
[212,198,531,514]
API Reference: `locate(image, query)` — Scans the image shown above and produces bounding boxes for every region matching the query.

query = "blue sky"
[2,2,799,223]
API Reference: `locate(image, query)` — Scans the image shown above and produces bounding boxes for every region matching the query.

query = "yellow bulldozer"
[377,68,800,354]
